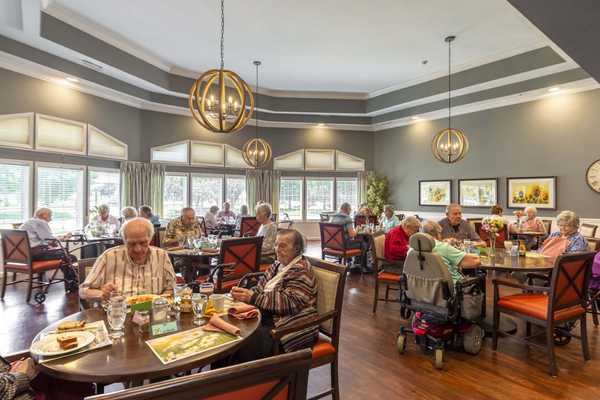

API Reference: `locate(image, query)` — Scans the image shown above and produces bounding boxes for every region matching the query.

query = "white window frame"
[335,150,365,171]
[35,161,87,233]
[87,124,128,160]
[163,172,190,218]
[279,177,304,221]
[0,112,34,150]
[190,173,224,215]
[225,174,247,213]
[151,139,190,165]
[274,149,305,171]
[190,141,225,168]
[335,177,359,210]
[88,166,121,219]
[0,158,34,224]
[305,177,335,221]
[35,114,87,156]
[225,144,254,169]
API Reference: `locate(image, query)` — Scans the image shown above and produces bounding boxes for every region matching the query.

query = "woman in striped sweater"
[228,229,318,364]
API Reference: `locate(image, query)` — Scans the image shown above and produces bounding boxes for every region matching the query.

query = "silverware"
[97,326,105,342]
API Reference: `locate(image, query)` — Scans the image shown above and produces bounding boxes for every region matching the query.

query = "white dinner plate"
[30,331,95,356]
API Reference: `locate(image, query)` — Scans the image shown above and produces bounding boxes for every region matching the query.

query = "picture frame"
[506,176,557,210]
[458,178,498,208]
[419,180,452,206]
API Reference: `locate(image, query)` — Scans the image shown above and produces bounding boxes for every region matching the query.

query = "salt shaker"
[152,297,169,325]
[138,310,151,333]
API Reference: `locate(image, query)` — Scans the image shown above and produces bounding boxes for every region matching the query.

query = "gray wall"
[375,88,600,219]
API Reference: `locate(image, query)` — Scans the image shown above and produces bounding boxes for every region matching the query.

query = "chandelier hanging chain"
[220,0,225,70]
[448,37,451,131]
[255,61,259,139]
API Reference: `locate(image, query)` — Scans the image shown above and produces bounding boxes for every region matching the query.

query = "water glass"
[107,302,127,339]
[192,294,208,326]
[177,236,186,246]
[174,284,185,310]
[208,235,218,249]
[187,236,195,249]
[109,290,125,305]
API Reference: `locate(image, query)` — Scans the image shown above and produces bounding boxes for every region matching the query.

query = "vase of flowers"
[481,217,504,257]
[514,210,525,233]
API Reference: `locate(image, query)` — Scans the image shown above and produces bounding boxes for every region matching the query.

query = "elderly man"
[80,218,175,301]
[384,216,421,274]
[216,201,236,223]
[329,202,367,268]
[163,207,202,248]
[139,205,160,225]
[438,204,486,247]
[423,221,481,287]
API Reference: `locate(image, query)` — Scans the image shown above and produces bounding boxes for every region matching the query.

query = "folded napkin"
[203,315,241,336]
[540,237,570,258]
[227,304,258,320]
[201,248,219,254]
[166,245,184,251]
[202,301,217,318]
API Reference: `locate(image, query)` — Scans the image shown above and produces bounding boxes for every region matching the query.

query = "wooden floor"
[2,242,600,399]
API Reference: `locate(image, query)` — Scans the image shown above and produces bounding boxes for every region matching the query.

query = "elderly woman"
[541,210,589,253]
[204,205,220,231]
[384,216,422,274]
[234,205,250,230]
[226,229,318,365]
[488,205,517,235]
[518,206,545,250]
[380,204,400,233]
[92,204,120,228]
[255,203,277,263]
[120,206,138,222]
[139,205,160,225]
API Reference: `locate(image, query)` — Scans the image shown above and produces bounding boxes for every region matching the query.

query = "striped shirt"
[80,246,175,298]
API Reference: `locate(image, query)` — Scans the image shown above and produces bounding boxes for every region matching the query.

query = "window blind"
[89,168,120,214]
[163,174,189,219]
[305,150,334,170]
[274,150,303,170]
[37,117,86,154]
[0,115,31,148]
[89,128,127,159]
[225,146,249,168]
[36,165,84,234]
[191,142,224,166]
[336,152,364,171]
[152,142,189,163]
[0,162,30,229]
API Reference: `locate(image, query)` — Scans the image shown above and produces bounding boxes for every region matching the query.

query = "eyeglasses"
[274,243,289,250]
[558,224,574,229]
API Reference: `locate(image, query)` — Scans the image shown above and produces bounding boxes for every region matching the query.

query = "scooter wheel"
[34,292,46,303]
[397,334,407,355]
[435,348,443,370]
[463,325,483,355]
[554,331,571,346]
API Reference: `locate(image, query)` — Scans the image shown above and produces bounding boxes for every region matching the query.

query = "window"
[88,125,127,160]
[151,140,189,164]
[305,150,335,171]
[36,164,85,233]
[225,176,246,214]
[89,168,120,214]
[279,178,303,221]
[336,151,364,171]
[274,150,304,170]
[191,174,223,216]
[0,113,34,149]
[191,141,224,167]
[306,179,334,220]
[336,178,358,210]
[225,145,252,169]
[35,114,87,155]
[0,161,31,229]
[163,173,189,219]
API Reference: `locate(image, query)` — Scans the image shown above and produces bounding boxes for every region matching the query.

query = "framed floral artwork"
[419,180,451,206]
[507,176,556,210]
[458,178,497,208]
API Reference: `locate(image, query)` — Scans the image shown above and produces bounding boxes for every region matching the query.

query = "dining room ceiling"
[42,0,543,94]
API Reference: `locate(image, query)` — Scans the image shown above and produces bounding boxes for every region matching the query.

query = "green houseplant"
[367,174,390,217]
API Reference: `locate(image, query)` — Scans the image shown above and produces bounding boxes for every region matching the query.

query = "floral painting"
[419,180,451,206]
[459,179,497,207]
[146,327,242,364]
[507,177,556,210]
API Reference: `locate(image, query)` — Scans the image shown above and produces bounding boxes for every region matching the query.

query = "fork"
[97,326,105,342]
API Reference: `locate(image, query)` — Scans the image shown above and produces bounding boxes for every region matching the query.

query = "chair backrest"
[276,221,294,231]
[580,223,598,237]
[542,220,552,236]
[475,222,507,247]
[217,236,263,290]
[548,252,596,315]
[11,223,22,229]
[319,222,347,251]
[586,237,600,252]
[197,217,207,236]
[319,212,333,222]
[156,227,166,247]
[368,230,386,275]
[240,217,260,236]
[270,213,278,223]
[85,349,312,400]
[466,218,482,232]
[77,258,97,285]
[354,214,377,227]
[0,229,32,266]
[403,233,454,311]
[395,213,405,221]
[305,257,347,340]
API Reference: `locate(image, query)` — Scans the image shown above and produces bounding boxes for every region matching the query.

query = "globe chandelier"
[242,61,272,168]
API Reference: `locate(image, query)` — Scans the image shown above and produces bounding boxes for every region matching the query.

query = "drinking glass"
[109,290,124,305]
[504,240,513,251]
[187,236,195,249]
[208,235,218,249]
[174,284,185,311]
[192,294,208,326]
[200,282,214,297]
[107,302,127,339]
[177,236,186,246]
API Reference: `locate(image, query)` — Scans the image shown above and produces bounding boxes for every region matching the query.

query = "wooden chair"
[369,231,403,313]
[78,258,98,310]
[586,237,600,252]
[236,216,260,237]
[85,349,312,400]
[319,222,364,275]
[580,223,598,237]
[319,212,333,222]
[354,214,377,227]
[270,213,278,223]
[156,227,167,247]
[196,236,262,293]
[466,218,482,232]
[474,223,507,248]
[1,229,68,303]
[492,251,597,377]
[395,213,405,221]
[269,257,347,400]
[196,217,207,236]
[10,223,22,229]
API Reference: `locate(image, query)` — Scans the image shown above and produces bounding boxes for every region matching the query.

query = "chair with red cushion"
[475,222,507,248]
[319,222,364,274]
[236,216,260,237]
[354,214,377,227]
[84,349,311,400]
[369,230,403,313]
[196,236,263,293]
[1,229,67,303]
[492,251,597,377]
[269,257,347,400]
[196,217,208,236]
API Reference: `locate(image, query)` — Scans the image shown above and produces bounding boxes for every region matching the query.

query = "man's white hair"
[446,203,461,213]
[122,218,154,242]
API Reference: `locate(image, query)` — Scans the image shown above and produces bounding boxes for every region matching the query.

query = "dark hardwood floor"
[2,242,599,399]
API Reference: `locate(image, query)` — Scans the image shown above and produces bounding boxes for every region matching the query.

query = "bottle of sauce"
[518,240,526,257]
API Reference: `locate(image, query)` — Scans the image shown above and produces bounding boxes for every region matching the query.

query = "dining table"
[167,248,221,283]
[31,306,260,385]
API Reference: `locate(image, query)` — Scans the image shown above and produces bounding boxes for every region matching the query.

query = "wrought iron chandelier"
[242,61,272,168]
[431,36,469,163]
[189,0,253,134]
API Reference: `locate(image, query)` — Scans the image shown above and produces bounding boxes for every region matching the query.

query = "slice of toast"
[55,320,86,334]
[57,334,78,350]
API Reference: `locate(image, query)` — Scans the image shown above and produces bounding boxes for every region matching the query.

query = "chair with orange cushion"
[369,230,403,313]
[1,229,68,303]
[269,256,347,400]
[84,349,312,400]
[319,222,364,274]
[354,214,377,227]
[236,216,260,237]
[475,222,507,248]
[492,251,597,377]
[196,236,263,293]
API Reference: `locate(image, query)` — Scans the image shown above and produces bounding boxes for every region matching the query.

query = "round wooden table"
[31,307,260,384]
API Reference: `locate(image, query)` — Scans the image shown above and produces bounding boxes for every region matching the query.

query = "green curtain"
[246,170,281,219]
[246,171,258,216]
[271,170,281,222]
[357,171,375,205]
[120,162,166,216]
